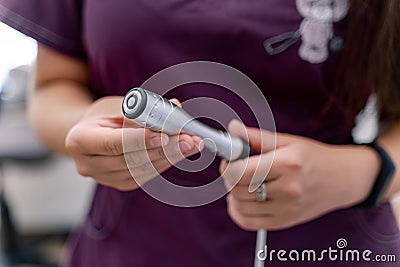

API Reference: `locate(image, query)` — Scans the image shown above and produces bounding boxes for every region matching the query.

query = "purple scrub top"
[1,0,399,266]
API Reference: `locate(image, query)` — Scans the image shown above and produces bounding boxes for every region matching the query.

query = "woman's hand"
[66,96,202,191]
[220,120,380,231]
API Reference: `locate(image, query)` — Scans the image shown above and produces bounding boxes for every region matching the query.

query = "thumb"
[227,119,276,153]
[170,98,182,108]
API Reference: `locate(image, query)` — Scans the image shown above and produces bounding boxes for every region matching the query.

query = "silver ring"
[256,182,267,202]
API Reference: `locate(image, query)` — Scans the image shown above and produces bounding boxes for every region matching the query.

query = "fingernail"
[160,134,169,146]
[177,141,192,153]
[196,143,204,152]
[149,134,169,147]
[149,137,161,147]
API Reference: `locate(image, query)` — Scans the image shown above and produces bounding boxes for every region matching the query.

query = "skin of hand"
[65,96,203,191]
[220,119,382,231]
[32,46,203,192]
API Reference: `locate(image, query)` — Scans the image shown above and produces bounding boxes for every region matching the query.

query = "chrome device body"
[122,87,251,161]
[123,87,265,267]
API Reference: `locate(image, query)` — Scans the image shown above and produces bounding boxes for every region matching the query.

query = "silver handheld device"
[122,88,251,161]
[122,88,266,267]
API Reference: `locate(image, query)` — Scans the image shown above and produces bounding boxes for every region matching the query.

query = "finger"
[227,119,275,153]
[92,133,198,172]
[97,116,145,130]
[123,128,171,153]
[69,126,169,156]
[95,165,157,187]
[227,194,298,231]
[95,170,133,184]
[128,144,201,186]
[227,119,294,153]
[122,117,142,128]
[229,178,285,201]
[227,196,272,231]
[124,147,166,168]
[228,193,276,216]
[192,135,204,150]
[78,146,168,174]
[221,152,278,190]
[162,133,201,161]
[170,98,182,107]
[229,185,261,201]
[81,135,200,177]
[93,165,163,187]
[96,175,139,192]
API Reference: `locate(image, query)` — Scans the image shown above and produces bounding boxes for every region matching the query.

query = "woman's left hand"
[220,120,381,231]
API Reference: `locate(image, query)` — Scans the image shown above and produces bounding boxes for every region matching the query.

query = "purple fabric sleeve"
[0,0,85,59]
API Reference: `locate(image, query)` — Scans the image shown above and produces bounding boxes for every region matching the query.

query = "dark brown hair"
[339,0,400,121]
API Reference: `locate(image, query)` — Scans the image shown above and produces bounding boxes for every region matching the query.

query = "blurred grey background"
[0,23,94,267]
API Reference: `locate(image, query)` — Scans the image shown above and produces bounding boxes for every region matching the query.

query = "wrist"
[355,140,396,207]
[335,144,381,208]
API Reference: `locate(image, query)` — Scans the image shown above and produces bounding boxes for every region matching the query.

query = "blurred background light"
[0,23,37,87]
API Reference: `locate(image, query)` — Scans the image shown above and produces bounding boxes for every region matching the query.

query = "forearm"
[378,120,400,198]
[28,80,93,154]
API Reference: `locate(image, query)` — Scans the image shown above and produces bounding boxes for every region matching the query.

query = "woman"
[0,0,399,266]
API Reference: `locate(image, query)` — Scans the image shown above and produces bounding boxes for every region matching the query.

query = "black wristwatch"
[356,139,396,208]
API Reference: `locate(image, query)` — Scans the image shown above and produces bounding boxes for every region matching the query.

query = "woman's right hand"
[65,96,202,191]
